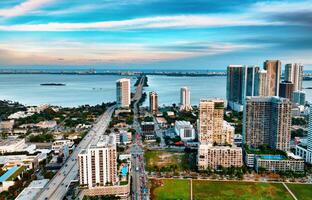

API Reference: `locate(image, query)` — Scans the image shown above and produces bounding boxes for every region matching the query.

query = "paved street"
[36,106,115,200]
[131,76,149,200]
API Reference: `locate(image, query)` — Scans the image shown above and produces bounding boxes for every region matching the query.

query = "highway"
[36,106,115,200]
[130,76,149,200]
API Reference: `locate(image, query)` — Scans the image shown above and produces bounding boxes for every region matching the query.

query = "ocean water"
[143,75,226,106]
[0,74,312,107]
[0,74,136,107]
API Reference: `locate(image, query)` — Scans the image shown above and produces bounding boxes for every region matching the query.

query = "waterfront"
[0,74,312,107]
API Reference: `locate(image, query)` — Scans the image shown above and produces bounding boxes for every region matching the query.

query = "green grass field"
[150,179,308,200]
[286,183,312,200]
[150,179,190,200]
[193,180,293,200]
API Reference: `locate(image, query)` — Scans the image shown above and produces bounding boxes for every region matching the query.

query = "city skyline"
[0,0,312,69]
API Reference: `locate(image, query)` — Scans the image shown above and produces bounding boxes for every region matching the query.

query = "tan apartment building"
[198,99,233,145]
[116,78,131,108]
[149,91,158,114]
[198,144,243,170]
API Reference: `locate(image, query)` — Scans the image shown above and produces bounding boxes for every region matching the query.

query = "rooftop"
[0,165,21,183]
[0,137,24,147]
[93,133,116,148]
[15,179,49,200]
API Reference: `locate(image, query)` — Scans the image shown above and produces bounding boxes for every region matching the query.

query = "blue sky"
[0,0,311,69]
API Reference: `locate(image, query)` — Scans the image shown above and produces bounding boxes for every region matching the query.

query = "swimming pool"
[258,155,285,160]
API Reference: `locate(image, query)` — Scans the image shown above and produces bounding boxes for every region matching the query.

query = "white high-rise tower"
[180,87,192,111]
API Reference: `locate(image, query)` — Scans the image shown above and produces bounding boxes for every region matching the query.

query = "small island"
[40,83,66,86]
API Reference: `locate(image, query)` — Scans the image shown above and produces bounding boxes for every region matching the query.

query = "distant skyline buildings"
[285,63,303,91]
[279,81,294,100]
[226,65,259,111]
[255,69,268,96]
[263,60,281,96]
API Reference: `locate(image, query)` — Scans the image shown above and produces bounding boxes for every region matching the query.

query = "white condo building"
[180,87,192,111]
[174,121,195,141]
[285,63,303,91]
[116,78,131,108]
[296,105,312,164]
[78,134,118,188]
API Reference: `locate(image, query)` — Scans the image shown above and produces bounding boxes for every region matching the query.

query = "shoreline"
[0,71,226,77]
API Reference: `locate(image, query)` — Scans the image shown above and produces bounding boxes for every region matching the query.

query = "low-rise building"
[0,120,14,133]
[15,179,49,200]
[255,153,304,172]
[36,120,57,129]
[156,117,167,128]
[296,145,312,164]
[0,166,25,192]
[52,140,74,154]
[234,134,243,146]
[197,144,243,170]
[141,121,156,140]
[174,121,195,141]
[119,131,131,145]
[8,111,33,119]
[0,154,40,170]
[0,137,26,154]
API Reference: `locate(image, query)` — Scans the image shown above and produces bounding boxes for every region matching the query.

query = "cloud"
[0,14,283,31]
[252,0,312,13]
[0,0,55,17]
[0,39,253,65]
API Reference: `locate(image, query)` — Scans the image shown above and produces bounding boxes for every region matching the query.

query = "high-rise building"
[296,105,312,164]
[197,99,242,170]
[285,63,304,91]
[78,134,118,188]
[246,65,260,96]
[254,69,267,96]
[226,65,259,111]
[227,65,244,109]
[263,60,281,96]
[149,91,158,114]
[198,99,234,145]
[292,90,306,106]
[243,96,292,151]
[116,78,131,108]
[279,81,294,99]
[180,87,192,111]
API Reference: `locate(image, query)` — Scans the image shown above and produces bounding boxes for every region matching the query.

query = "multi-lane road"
[36,106,115,200]
[131,76,149,200]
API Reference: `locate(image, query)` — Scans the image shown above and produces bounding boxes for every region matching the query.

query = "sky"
[0,0,311,70]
